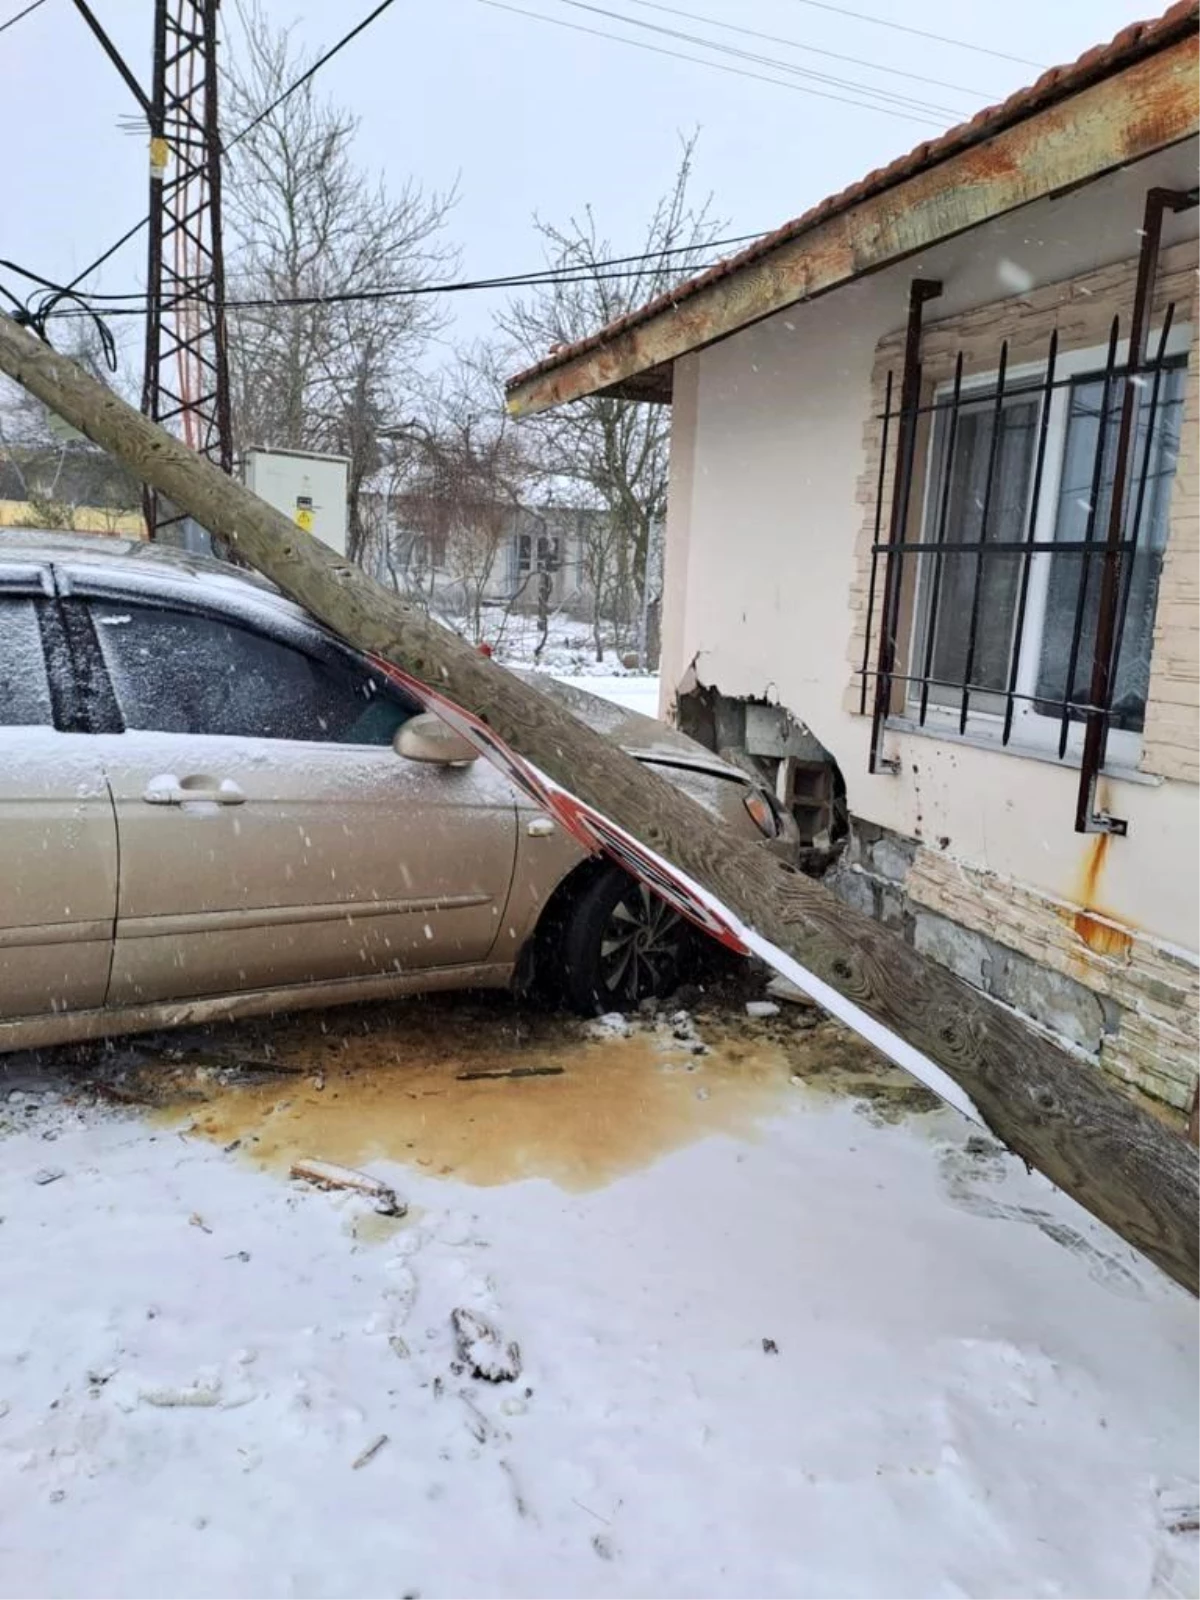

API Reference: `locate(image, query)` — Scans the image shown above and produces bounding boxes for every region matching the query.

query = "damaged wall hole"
[675,685,848,870]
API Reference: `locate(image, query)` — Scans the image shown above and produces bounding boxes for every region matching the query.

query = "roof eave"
[506,27,1198,419]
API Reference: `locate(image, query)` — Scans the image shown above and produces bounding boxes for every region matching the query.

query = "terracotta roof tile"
[506,0,1199,396]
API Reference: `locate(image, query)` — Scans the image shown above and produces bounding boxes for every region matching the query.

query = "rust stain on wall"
[1067,830,1135,960]
[1072,911,1134,959]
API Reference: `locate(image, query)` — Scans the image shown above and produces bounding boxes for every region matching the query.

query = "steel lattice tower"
[141,0,232,541]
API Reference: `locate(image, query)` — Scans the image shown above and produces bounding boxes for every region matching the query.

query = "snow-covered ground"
[0,1000,1194,1600]
[445,609,664,719]
[550,671,660,719]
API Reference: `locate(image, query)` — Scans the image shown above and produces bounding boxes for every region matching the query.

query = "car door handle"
[143,774,247,807]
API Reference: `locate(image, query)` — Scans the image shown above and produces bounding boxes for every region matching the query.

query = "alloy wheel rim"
[598,884,683,1000]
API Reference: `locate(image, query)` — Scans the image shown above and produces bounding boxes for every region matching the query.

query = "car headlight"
[743,789,780,839]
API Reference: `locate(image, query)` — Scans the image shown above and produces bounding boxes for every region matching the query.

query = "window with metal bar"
[1034,362,1185,733]
[863,316,1188,775]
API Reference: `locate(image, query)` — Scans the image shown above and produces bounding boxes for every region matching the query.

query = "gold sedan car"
[0,534,793,1053]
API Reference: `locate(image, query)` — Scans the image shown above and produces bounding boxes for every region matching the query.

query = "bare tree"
[386,358,533,643]
[496,133,725,666]
[222,1,455,561]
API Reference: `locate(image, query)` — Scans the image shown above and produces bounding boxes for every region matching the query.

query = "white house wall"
[660,146,1199,1110]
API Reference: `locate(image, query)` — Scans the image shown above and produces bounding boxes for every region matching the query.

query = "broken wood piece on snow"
[290,1158,405,1216]
[351,1434,389,1470]
[451,1307,522,1383]
[765,975,819,1008]
[455,1066,565,1082]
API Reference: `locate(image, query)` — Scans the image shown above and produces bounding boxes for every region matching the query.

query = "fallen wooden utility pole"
[1,313,1195,1296]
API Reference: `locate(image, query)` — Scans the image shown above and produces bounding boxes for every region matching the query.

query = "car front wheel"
[559,866,693,1014]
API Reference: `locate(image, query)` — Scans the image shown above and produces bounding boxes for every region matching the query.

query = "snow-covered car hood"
[509,670,748,784]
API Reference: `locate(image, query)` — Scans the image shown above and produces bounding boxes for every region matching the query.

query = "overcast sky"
[2,0,1162,364]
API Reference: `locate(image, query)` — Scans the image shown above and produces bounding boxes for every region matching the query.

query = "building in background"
[0,444,143,536]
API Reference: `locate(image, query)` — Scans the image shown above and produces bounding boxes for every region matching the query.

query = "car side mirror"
[394,712,479,766]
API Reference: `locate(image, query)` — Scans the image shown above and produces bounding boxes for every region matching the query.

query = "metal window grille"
[858,186,1197,835]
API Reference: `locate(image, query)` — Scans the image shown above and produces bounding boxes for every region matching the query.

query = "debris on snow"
[585,1012,632,1039]
[0,996,1194,1599]
[459,1393,492,1443]
[33,1167,64,1186]
[451,1307,522,1383]
[351,1434,389,1471]
[766,974,818,1008]
[498,1456,534,1521]
[456,1066,565,1082]
[1158,1481,1200,1536]
[290,1158,405,1216]
[138,1376,223,1409]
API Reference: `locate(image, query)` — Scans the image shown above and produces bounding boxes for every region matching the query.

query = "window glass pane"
[0,597,52,727]
[91,602,415,744]
[1036,362,1185,731]
[916,394,1039,708]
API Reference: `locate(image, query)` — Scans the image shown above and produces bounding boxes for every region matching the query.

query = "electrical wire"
[31,260,733,321]
[226,0,398,149]
[69,0,152,116]
[63,216,148,296]
[603,0,995,101]
[2,231,765,304]
[478,0,946,123]
[535,0,971,117]
[779,0,1045,69]
[0,0,48,34]
[61,0,403,296]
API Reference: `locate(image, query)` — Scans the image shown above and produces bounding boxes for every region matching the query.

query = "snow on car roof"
[0,529,274,587]
[0,528,308,617]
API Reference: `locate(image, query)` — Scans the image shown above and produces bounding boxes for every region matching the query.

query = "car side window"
[0,596,53,727]
[89,600,415,744]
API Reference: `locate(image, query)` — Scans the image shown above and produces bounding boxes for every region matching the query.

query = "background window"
[91,602,415,744]
[515,533,561,574]
[0,597,53,728]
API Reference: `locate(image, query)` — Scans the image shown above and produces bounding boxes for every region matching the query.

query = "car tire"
[559,865,694,1014]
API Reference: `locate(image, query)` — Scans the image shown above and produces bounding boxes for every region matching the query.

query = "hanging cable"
[478,0,946,123]
[224,0,398,150]
[24,259,731,322]
[778,0,1045,68]
[1,229,762,309]
[0,0,48,35]
[534,0,974,117]
[59,0,403,296]
[4,286,118,369]
[597,0,995,100]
